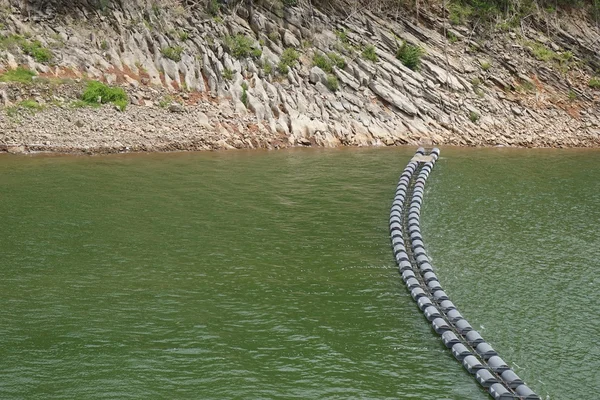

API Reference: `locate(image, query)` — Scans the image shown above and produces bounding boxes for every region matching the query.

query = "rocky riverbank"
[1,0,599,154]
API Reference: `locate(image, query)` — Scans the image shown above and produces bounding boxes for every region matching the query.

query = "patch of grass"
[568,89,577,101]
[213,16,223,24]
[71,99,100,109]
[396,41,424,71]
[589,78,600,89]
[449,2,472,25]
[525,40,555,62]
[179,31,190,41]
[326,75,339,92]
[328,52,346,69]
[81,80,129,111]
[241,82,248,107]
[100,40,109,50]
[207,0,220,16]
[19,99,43,110]
[283,0,298,6]
[162,46,183,62]
[263,61,273,76]
[447,31,458,43]
[223,68,233,81]
[224,34,261,60]
[268,32,279,42]
[277,48,299,74]
[0,67,36,83]
[334,29,348,43]
[469,110,480,123]
[480,60,491,71]
[313,53,333,73]
[21,39,53,63]
[362,45,378,62]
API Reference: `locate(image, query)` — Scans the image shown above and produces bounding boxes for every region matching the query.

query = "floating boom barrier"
[389,148,541,400]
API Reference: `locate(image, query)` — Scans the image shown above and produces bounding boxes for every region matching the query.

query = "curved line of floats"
[389,148,541,400]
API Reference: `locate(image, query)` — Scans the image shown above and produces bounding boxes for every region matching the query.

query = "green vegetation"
[327,52,346,69]
[21,40,53,63]
[224,34,262,59]
[263,61,273,76]
[179,31,190,41]
[447,31,458,43]
[362,45,379,62]
[471,77,484,96]
[0,67,36,84]
[589,78,600,89]
[0,34,52,63]
[334,29,348,43]
[312,52,345,73]
[396,41,424,71]
[277,48,299,74]
[268,32,279,42]
[100,40,109,50]
[207,0,220,16]
[81,80,129,111]
[283,0,298,6]
[19,99,43,110]
[568,89,577,101]
[526,40,554,62]
[326,75,339,92]
[480,60,491,71]
[162,46,183,62]
[241,82,249,107]
[223,68,233,81]
[469,110,480,123]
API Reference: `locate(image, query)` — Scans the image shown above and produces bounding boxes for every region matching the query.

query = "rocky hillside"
[1,0,599,153]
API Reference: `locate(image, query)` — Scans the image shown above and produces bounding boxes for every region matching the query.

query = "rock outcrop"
[0,0,599,153]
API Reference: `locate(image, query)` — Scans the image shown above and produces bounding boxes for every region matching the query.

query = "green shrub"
[263,61,273,75]
[362,45,378,62]
[480,60,491,71]
[224,34,261,59]
[469,111,480,123]
[313,53,333,73]
[327,52,346,69]
[179,31,190,41]
[21,40,52,63]
[396,41,424,71]
[277,48,299,74]
[241,82,248,107]
[447,31,458,43]
[326,75,339,92]
[162,46,183,61]
[81,80,129,111]
[589,78,600,89]
[334,29,348,43]
[568,90,577,101]
[223,68,233,80]
[525,41,555,62]
[283,0,298,6]
[207,0,219,16]
[0,67,36,83]
[449,2,473,25]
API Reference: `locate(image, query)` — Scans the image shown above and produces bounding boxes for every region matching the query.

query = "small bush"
[283,0,298,6]
[449,3,472,25]
[81,80,129,111]
[589,78,600,89]
[21,40,52,63]
[263,61,273,76]
[328,52,346,69]
[396,41,424,71]
[179,31,190,41]
[0,67,36,83]
[224,34,262,59]
[447,31,458,43]
[469,111,480,123]
[268,32,279,42]
[162,46,183,61]
[526,41,555,62]
[362,45,378,62]
[334,29,348,43]
[241,82,248,107]
[207,0,219,16]
[326,75,339,92]
[277,48,299,74]
[313,53,333,73]
[223,68,233,80]
[568,90,577,101]
[480,60,491,71]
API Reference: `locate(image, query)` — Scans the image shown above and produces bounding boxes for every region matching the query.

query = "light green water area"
[1,147,599,399]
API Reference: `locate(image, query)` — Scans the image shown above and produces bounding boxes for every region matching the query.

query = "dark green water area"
[1,147,599,399]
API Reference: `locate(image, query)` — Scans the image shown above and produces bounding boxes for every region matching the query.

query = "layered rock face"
[0,0,599,153]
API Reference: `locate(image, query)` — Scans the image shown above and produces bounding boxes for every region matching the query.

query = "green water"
[0,148,598,399]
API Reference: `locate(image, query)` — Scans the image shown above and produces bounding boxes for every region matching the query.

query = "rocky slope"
[1,0,599,154]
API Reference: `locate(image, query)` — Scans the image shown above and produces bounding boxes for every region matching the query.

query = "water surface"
[0,147,598,399]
